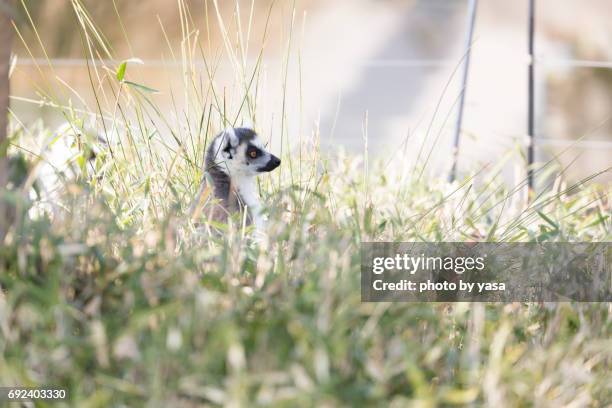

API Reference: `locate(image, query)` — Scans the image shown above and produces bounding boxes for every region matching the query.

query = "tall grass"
[1,0,611,406]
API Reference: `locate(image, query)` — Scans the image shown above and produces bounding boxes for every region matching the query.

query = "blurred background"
[10,0,612,182]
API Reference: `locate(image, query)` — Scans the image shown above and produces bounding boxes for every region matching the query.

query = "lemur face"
[218,127,281,177]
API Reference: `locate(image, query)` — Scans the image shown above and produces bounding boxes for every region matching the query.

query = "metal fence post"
[527,0,536,192]
[449,0,478,182]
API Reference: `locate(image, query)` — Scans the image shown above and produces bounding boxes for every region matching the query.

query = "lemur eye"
[249,150,258,158]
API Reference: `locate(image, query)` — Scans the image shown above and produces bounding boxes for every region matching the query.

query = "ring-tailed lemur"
[192,126,281,231]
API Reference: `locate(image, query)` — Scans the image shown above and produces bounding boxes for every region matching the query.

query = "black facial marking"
[223,142,233,159]
[246,145,262,160]
[257,154,281,172]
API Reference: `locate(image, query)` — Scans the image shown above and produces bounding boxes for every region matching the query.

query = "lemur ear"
[241,118,254,130]
[223,126,239,148]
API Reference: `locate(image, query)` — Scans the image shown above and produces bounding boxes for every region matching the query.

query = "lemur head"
[214,126,281,177]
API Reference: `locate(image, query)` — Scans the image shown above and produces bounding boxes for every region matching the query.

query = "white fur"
[233,174,266,231]
[223,126,239,147]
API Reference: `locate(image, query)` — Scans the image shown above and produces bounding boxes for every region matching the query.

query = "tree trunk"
[0,0,14,242]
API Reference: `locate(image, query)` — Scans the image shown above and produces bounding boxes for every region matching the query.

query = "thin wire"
[13,57,612,70]
[535,138,612,149]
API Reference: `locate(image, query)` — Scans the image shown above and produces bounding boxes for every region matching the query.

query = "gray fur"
[205,135,232,208]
